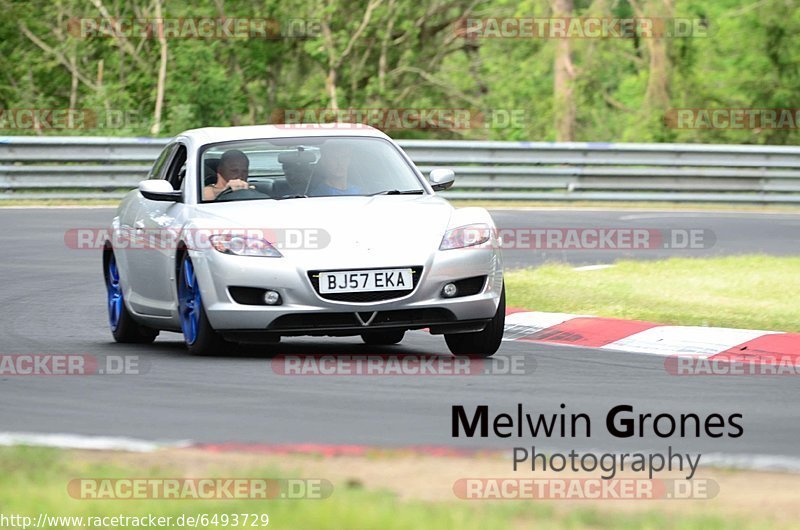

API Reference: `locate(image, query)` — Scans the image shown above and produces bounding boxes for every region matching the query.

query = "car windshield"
[199,136,425,202]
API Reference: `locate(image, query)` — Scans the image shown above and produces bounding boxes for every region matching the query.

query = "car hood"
[192,195,456,268]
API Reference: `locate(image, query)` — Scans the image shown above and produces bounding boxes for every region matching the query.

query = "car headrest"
[204,158,220,176]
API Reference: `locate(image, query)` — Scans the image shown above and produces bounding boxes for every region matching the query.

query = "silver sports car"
[103,125,505,356]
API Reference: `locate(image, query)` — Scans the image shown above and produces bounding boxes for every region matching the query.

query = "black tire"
[186,304,228,356]
[361,329,405,345]
[111,304,159,344]
[444,285,505,357]
[104,250,158,344]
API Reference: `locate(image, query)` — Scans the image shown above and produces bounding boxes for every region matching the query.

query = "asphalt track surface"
[0,208,798,460]
[491,209,800,268]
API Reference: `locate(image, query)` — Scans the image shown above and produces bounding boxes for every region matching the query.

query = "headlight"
[209,234,282,257]
[439,223,492,250]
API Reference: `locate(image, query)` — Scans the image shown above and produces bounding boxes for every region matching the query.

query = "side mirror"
[138,180,181,202]
[428,168,455,191]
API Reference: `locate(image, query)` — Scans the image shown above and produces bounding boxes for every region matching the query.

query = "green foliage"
[1,0,798,143]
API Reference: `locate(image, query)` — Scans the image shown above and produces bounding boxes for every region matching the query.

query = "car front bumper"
[190,246,503,336]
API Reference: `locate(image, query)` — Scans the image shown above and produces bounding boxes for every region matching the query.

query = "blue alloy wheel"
[106,253,123,331]
[104,250,157,343]
[178,256,202,345]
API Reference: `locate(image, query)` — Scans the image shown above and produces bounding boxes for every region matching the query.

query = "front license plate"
[319,268,414,293]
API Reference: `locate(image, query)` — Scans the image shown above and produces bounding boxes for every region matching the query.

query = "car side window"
[164,145,188,191]
[148,144,177,180]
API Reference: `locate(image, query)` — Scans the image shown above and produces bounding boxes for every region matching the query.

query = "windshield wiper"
[370,189,424,196]
[275,194,308,200]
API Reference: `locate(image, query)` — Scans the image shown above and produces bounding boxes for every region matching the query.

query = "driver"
[203,149,250,200]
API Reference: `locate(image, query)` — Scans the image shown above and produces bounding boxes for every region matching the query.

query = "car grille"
[268,308,455,331]
[308,266,423,302]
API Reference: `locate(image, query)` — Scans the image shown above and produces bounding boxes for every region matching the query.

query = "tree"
[552,0,576,141]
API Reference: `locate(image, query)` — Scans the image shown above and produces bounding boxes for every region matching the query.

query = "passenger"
[311,143,361,196]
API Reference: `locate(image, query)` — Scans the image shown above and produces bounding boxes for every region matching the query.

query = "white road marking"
[0,206,116,210]
[0,432,191,452]
[573,264,615,271]
[600,326,778,357]
[701,453,800,473]
[618,212,799,221]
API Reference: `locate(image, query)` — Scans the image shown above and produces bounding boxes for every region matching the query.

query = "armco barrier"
[1,136,799,203]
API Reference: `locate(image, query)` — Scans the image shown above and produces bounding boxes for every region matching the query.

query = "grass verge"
[0,446,794,530]
[506,255,800,332]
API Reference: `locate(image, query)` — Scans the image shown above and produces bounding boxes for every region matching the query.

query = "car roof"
[179,123,392,146]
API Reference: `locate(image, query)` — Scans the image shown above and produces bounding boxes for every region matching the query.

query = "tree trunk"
[644,0,672,111]
[325,68,339,111]
[552,0,576,141]
[150,0,168,136]
[69,53,78,109]
[630,0,672,111]
[320,0,381,112]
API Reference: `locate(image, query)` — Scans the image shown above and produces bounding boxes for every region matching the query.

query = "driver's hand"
[225,179,248,191]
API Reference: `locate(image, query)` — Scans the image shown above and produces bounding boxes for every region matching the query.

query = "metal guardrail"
[2,136,800,202]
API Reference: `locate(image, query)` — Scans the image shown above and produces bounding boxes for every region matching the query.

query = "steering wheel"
[214,187,268,202]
